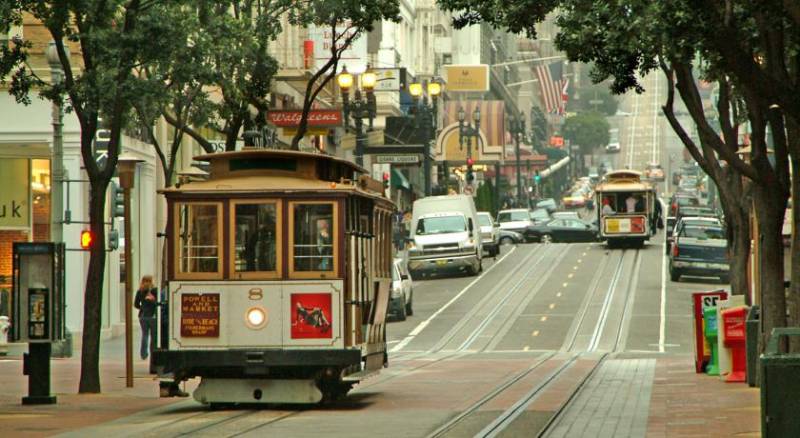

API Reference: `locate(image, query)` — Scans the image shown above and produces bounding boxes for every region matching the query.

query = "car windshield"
[530,209,550,219]
[477,214,492,227]
[676,197,699,206]
[681,225,724,239]
[498,211,529,222]
[416,215,466,235]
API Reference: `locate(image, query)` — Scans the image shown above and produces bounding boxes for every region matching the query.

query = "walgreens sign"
[267,110,342,128]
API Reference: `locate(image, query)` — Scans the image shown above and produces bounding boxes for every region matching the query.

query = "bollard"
[746,306,760,387]
[704,306,720,375]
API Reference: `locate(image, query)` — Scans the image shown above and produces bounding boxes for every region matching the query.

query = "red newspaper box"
[692,291,728,373]
[721,306,748,382]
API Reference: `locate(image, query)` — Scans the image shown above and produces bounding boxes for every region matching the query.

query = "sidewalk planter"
[746,306,760,387]
[703,306,720,375]
[760,327,800,437]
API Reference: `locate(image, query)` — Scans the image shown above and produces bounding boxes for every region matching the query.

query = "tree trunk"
[753,184,788,352]
[78,181,109,393]
[790,156,800,352]
[715,169,751,299]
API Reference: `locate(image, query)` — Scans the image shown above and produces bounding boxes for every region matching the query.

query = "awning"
[391,167,411,190]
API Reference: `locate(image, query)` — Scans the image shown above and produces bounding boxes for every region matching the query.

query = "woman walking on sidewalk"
[134,275,158,360]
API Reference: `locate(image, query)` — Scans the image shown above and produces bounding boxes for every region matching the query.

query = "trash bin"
[760,327,800,437]
[746,305,760,387]
[704,306,720,375]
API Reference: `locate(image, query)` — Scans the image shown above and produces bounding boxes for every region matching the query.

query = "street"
[0,75,759,437]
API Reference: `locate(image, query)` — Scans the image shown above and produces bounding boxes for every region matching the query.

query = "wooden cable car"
[594,170,659,248]
[152,149,395,404]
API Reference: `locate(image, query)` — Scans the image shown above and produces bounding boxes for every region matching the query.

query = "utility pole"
[46,41,70,244]
[118,155,143,388]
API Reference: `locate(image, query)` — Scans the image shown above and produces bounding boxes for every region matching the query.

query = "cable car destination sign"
[180,293,220,337]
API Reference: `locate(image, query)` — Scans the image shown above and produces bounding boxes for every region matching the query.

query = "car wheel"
[405,289,414,316]
[541,234,553,244]
[500,236,514,246]
[395,295,407,321]
[670,267,681,282]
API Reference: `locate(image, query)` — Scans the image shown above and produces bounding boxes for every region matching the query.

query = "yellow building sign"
[444,65,490,92]
[0,159,30,228]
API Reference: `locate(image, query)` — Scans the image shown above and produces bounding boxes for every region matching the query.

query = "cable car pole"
[118,155,143,388]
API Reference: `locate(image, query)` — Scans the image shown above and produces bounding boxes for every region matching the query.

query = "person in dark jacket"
[134,275,158,360]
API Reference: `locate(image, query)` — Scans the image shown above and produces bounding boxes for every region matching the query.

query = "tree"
[436,0,799,350]
[289,1,401,150]
[562,111,609,173]
[0,0,201,393]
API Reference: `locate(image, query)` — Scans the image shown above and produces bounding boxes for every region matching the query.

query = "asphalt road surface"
[61,74,727,438]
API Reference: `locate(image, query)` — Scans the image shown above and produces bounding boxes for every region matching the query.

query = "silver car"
[477,212,500,257]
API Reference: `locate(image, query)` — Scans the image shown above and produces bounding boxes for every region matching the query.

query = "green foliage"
[562,112,610,154]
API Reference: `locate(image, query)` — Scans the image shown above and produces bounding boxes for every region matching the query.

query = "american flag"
[535,61,568,114]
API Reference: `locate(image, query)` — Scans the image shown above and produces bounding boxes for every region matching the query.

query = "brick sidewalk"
[0,335,189,437]
[647,356,760,437]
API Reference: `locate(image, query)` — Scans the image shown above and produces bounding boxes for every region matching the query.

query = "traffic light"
[80,230,94,249]
[108,229,119,250]
[534,170,541,185]
[110,181,124,218]
[382,171,390,189]
[466,158,475,184]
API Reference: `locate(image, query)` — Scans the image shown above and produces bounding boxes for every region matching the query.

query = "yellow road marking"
[577,259,582,264]
[568,273,574,279]
[540,316,548,322]
[573,266,578,270]
[524,345,530,351]
[562,282,568,288]
[549,303,556,309]
[557,292,562,297]
[532,330,540,336]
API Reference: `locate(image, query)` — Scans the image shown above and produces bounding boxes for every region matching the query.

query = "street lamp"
[118,153,143,388]
[458,106,481,189]
[409,79,442,196]
[337,65,377,167]
[46,40,70,244]
[509,114,527,204]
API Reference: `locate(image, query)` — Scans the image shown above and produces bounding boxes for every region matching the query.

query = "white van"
[408,195,483,276]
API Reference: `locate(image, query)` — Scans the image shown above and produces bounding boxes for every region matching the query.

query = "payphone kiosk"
[11,242,65,405]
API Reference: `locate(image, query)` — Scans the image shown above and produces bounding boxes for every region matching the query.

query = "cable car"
[594,170,659,248]
[152,149,395,405]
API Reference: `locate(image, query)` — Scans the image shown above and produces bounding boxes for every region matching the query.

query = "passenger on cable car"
[601,197,616,215]
[317,219,332,271]
[625,194,638,213]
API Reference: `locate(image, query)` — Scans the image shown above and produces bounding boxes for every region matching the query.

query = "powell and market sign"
[0,159,31,228]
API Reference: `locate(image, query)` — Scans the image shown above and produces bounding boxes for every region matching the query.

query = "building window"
[175,202,222,279]
[231,201,281,278]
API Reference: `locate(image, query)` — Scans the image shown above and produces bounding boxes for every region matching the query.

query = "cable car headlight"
[245,306,268,329]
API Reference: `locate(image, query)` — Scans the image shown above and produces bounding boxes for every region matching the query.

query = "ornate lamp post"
[409,80,442,196]
[337,66,377,167]
[509,114,527,204]
[457,106,481,189]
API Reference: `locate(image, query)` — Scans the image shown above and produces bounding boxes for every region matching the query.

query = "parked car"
[497,208,535,242]
[529,208,551,225]
[527,218,599,243]
[669,193,700,217]
[534,198,558,213]
[498,229,525,245]
[552,211,583,221]
[477,212,500,257]
[588,167,600,184]
[605,141,621,153]
[666,212,721,255]
[389,258,414,320]
[562,190,587,209]
[669,218,729,282]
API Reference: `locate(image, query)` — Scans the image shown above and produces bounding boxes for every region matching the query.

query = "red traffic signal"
[80,230,94,249]
[466,158,474,166]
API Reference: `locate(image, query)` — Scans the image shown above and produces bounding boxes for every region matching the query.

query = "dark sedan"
[528,218,599,243]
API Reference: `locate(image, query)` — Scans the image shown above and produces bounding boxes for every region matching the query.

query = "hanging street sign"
[374,155,420,164]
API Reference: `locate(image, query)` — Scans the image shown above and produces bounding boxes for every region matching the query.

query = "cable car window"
[291,203,337,274]
[232,201,281,277]
[176,203,222,278]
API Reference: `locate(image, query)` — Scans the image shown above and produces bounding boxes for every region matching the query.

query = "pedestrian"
[134,275,158,360]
